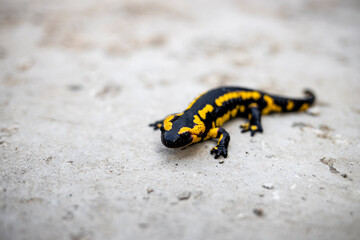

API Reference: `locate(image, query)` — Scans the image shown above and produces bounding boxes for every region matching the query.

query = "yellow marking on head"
[198,104,214,120]
[215,91,261,107]
[286,100,294,111]
[215,110,231,127]
[186,92,205,110]
[178,115,206,144]
[163,113,183,131]
[163,115,175,131]
[178,127,191,134]
[261,95,282,115]
[192,136,202,143]
[178,126,203,144]
[299,103,309,111]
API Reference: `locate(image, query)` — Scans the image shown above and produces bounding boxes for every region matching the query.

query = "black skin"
[150,86,316,159]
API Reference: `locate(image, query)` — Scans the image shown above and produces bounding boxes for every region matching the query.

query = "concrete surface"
[1,0,360,240]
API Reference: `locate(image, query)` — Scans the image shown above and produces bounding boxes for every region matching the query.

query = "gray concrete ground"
[1,0,360,239]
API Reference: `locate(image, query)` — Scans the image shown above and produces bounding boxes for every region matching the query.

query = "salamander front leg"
[209,127,230,159]
[240,103,263,136]
[149,113,183,131]
[149,120,164,130]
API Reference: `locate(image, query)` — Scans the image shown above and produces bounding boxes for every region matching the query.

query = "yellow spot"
[163,115,175,131]
[163,113,183,131]
[248,113,252,119]
[231,108,238,118]
[299,103,309,111]
[215,110,231,127]
[240,105,245,112]
[251,125,258,131]
[178,127,191,134]
[286,100,294,111]
[217,134,223,145]
[192,136,202,144]
[261,95,282,115]
[178,115,206,144]
[193,115,203,126]
[215,91,261,107]
[198,104,214,119]
[186,92,205,110]
[204,128,219,140]
[248,103,258,108]
[241,122,250,130]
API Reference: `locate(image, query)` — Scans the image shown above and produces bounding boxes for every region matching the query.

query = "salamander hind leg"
[208,127,230,159]
[240,103,263,137]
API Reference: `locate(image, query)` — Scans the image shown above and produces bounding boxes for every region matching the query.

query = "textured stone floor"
[1,0,359,240]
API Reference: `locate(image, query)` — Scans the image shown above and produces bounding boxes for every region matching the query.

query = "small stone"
[307,107,320,116]
[253,208,264,217]
[0,45,6,59]
[62,211,74,220]
[319,125,332,132]
[138,223,148,229]
[67,85,83,91]
[45,156,52,164]
[292,122,312,129]
[96,84,121,98]
[16,57,35,71]
[262,183,274,190]
[177,191,191,201]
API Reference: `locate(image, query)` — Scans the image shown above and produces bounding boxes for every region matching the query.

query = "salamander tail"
[269,89,316,113]
[303,89,316,106]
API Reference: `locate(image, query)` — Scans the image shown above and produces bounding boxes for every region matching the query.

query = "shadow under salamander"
[155,140,217,161]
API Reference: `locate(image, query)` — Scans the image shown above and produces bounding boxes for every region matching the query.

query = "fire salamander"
[149,86,315,159]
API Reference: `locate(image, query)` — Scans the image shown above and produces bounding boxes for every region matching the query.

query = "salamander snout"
[161,131,192,148]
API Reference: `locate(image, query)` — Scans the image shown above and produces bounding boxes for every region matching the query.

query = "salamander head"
[160,114,204,148]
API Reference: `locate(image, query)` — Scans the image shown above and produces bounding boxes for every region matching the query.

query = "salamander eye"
[181,131,191,138]
[160,125,165,132]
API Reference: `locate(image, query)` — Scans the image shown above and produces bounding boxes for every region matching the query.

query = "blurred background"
[0,0,359,240]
